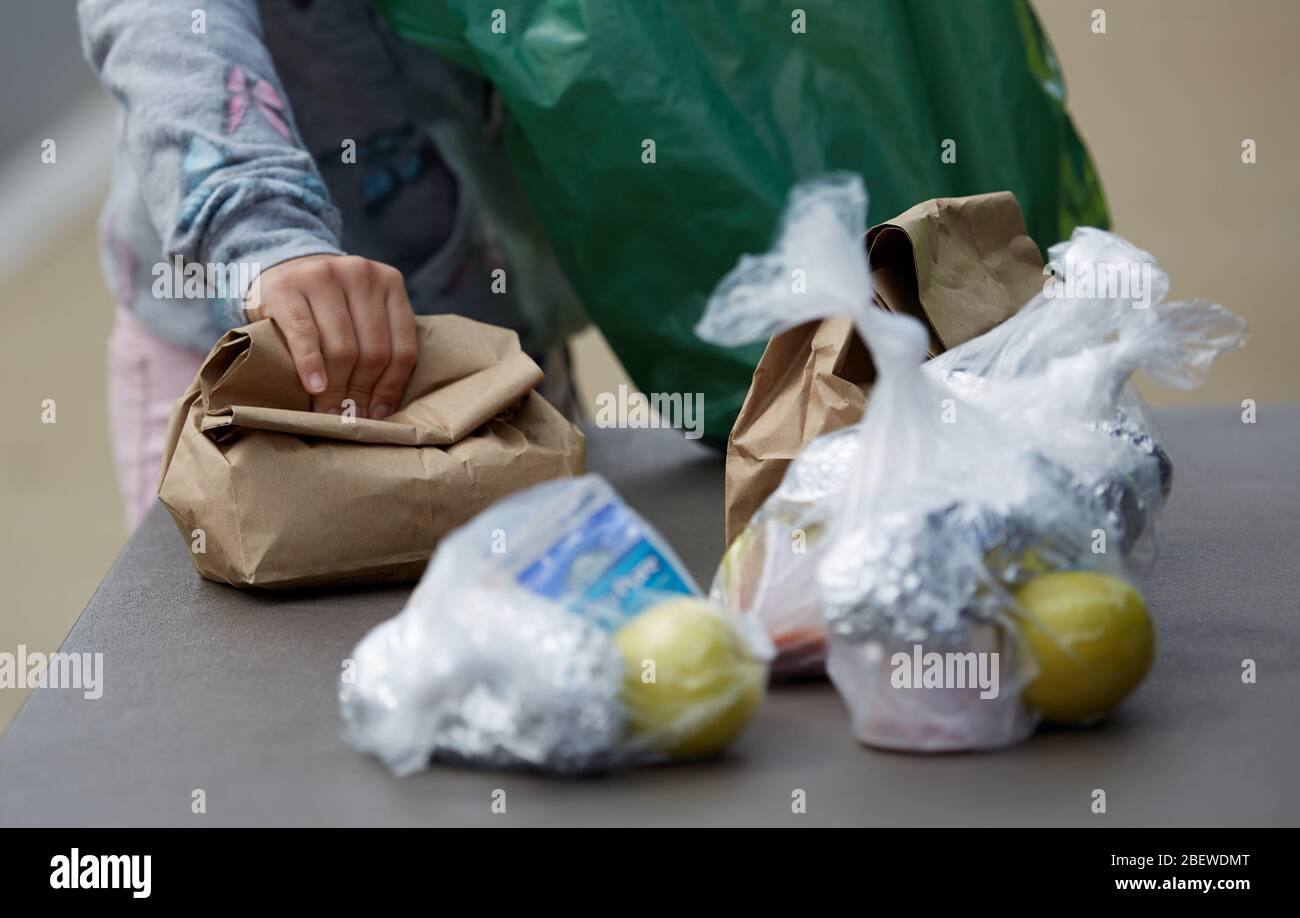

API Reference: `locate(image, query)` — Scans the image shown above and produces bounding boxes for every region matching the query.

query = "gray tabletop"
[2,407,1298,827]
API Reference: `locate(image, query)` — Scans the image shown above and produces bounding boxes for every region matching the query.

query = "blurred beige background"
[2,0,1297,731]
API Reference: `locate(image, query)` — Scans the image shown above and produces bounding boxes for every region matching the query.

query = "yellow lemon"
[614,598,765,758]
[1015,571,1154,724]
[717,524,759,606]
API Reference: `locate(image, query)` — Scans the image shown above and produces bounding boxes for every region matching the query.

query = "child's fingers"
[264,291,328,397]
[369,279,418,420]
[246,256,412,415]
[305,278,359,415]
[339,260,392,420]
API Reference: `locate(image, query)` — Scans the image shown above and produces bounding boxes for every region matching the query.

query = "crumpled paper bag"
[724,192,1045,544]
[159,314,585,588]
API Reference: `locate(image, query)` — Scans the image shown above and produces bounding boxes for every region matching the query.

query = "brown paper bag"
[159,315,585,588]
[724,191,1045,544]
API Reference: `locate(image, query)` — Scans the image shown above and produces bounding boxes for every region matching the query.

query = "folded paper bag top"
[159,315,586,589]
[723,191,1044,544]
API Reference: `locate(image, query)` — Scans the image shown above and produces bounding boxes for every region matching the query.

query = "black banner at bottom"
[1,828,1284,903]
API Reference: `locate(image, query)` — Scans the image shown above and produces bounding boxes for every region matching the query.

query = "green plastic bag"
[375,0,1108,447]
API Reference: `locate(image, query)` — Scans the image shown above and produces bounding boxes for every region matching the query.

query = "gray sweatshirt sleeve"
[79,0,343,314]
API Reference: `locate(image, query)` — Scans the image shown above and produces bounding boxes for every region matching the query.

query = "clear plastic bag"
[929,228,1246,575]
[339,475,770,775]
[713,425,857,677]
[698,175,1245,749]
[704,174,890,679]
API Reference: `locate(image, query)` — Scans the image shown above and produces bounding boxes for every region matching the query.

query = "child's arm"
[79,0,416,419]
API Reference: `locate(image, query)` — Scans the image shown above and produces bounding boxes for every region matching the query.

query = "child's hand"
[245,255,417,419]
